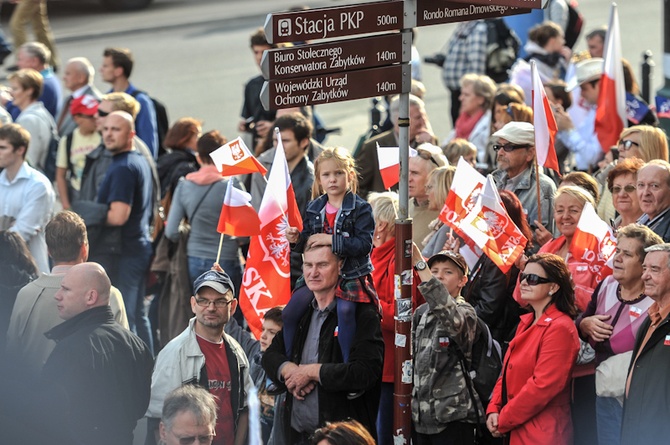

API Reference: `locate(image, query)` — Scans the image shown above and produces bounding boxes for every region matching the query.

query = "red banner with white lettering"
[460,176,527,273]
[238,140,299,338]
[440,157,486,249]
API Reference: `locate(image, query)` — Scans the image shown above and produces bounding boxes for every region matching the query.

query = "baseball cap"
[565,58,604,92]
[427,250,468,275]
[193,270,235,296]
[492,121,535,146]
[70,94,99,117]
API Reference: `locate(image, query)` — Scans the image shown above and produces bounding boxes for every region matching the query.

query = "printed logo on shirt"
[208,380,232,392]
[630,306,643,318]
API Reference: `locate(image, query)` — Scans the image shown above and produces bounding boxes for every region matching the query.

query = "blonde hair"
[312,147,358,199]
[554,185,596,209]
[619,125,669,162]
[368,191,399,226]
[100,92,141,119]
[427,166,456,209]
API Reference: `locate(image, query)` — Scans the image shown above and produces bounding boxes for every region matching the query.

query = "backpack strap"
[65,132,75,177]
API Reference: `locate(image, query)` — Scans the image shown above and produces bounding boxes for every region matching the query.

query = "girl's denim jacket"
[292,191,374,279]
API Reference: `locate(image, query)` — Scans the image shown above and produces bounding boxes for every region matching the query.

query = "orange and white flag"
[595,3,626,152]
[460,175,527,273]
[569,201,616,282]
[217,185,260,236]
[440,157,486,246]
[531,60,561,174]
[238,139,300,338]
[209,137,268,176]
[377,143,417,190]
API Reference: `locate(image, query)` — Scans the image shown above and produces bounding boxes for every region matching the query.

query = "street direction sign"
[260,64,410,110]
[264,0,404,44]
[415,0,531,27]
[437,0,543,9]
[261,32,411,81]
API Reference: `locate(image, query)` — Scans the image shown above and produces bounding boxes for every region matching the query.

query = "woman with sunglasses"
[576,224,662,445]
[606,159,645,229]
[486,253,580,445]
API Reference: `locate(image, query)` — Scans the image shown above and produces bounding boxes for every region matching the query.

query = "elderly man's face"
[303,246,341,294]
[160,410,214,445]
[408,156,432,201]
[495,137,534,178]
[642,251,670,301]
[637,165,670,220]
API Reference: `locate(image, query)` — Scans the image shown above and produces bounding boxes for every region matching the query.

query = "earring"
[375,235,380,239]
[548,291,553,296]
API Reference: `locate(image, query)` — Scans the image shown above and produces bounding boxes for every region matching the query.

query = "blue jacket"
[294,191,374,279]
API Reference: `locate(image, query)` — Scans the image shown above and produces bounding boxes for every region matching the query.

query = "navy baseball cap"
[193,270,235,296]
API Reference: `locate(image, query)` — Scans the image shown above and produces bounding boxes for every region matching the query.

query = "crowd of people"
[1,3,670,445]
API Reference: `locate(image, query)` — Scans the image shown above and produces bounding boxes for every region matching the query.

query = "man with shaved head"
[42,262,153,445]
[96,110,155,352]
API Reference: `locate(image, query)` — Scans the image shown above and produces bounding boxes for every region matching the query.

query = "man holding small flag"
[490,121,557,245]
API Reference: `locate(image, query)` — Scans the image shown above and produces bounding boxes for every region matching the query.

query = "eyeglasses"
[416,149,441,167]
[195,297,234,308]
[618,139,640,151]
[96,109,110,117]
[519,273,553,286]
[611,184,637,194]
[171,433,215,445]
[492,143,530,153]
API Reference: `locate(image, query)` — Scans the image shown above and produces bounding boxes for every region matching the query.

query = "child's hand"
[309,233,332,246]
[285,227,300,244]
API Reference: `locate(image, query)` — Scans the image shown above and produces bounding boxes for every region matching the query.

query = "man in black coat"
[637,161,670,242]
[262,237,384,444]
[42,262,153,445]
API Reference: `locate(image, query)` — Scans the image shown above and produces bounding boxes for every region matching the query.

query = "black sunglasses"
[493,143,530,153]
[618,139,640,151]
[96,109,110,117]
[520,273,553,286]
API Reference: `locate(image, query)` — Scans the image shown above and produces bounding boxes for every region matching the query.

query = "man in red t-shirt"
[146,270,251,445]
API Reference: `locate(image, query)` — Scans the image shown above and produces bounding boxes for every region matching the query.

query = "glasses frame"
[519,272,553,286]
[618,139,640,151]
[492,143,530,153]
[611,184,637,195]
[194,297,234,308]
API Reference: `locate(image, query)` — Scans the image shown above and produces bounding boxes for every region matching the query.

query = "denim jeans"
[596,395,623,445]
[187,256,242,297]
[117,243,153,354]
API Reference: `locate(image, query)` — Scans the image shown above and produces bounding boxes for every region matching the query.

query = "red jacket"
[487,304,580,445]
[370,237,423,382]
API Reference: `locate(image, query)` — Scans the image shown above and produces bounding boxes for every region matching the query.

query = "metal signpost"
[261,1,533,443]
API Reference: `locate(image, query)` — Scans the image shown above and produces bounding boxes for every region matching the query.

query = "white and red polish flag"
[460,175,527,273]
[209,137,268,176]
[376,143,417,190]
[217,185,260,236]
[440,157,486,248]
[595,3,626,153]
[531,60,561,174]
[238,140,302,338]
[569,201,616,283]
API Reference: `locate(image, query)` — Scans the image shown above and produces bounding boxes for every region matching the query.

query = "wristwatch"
[414,260,427,271]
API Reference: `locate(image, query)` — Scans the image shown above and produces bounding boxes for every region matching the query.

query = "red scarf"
[454,109,485,140]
